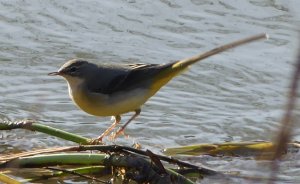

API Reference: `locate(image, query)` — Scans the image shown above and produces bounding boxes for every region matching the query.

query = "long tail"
[172,33,268,69]
[150,33,268,94]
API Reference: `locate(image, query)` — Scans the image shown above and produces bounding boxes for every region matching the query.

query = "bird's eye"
[69,67,77,73]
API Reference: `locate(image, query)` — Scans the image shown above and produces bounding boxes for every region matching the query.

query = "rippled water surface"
[1,0,299,183]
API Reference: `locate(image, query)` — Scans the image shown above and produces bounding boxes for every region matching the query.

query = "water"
[0,0,299,183]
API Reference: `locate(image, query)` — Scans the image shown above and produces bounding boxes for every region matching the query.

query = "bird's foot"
[89,136,105,145]
[109,128,129,140]
[109,131,117,141]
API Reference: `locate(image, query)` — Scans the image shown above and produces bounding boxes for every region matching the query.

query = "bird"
[48,34,267,142]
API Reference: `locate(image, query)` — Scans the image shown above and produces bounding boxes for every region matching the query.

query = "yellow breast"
[65,76,151,116]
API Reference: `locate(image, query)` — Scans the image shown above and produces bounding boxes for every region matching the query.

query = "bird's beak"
[48,71,61,76]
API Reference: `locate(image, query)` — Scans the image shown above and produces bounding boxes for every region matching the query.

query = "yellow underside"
[71,86,151,116]
[66,62,188,117]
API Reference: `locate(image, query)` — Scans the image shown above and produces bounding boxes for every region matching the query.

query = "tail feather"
[172,33,268,70]
[150,33,268,95]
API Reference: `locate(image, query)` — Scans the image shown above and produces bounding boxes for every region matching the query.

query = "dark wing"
[105,62,175,94]
[86,62,174,95]
[85,64,129,94]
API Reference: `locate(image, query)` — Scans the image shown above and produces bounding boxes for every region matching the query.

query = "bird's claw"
[89,137,105,145]
[109,128,129,140]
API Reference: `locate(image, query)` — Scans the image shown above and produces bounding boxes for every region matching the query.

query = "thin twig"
[0,147,77,162]
[269,37,300,183]
[46,167,109,184]
[146,149,168,175]
[76,145,219,175]
[0,144,218,175]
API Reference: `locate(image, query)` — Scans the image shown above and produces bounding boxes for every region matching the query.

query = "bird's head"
[49,58,98,78]
[48,59,99,87]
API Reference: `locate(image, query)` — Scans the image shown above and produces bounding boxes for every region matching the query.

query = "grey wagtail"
[48,33,267,142]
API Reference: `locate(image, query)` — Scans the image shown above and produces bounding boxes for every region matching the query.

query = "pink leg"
[114,109,141,138]
[97,115,121,142]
